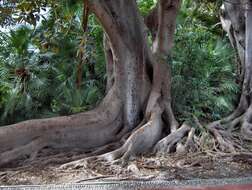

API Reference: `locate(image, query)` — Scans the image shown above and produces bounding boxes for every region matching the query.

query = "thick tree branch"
[153,0,181,55]
[89,0,122,51]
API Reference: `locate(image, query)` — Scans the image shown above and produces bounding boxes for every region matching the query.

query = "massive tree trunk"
[0,0,184,168]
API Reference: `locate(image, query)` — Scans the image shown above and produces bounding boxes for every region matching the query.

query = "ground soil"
[0,152,252,185]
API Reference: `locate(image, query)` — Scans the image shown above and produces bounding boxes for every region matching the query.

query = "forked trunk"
[0,0,180,167]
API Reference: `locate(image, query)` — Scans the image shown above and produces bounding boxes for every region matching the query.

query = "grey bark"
[219,0,252,141]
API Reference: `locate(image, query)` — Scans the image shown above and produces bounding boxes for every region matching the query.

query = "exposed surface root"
[0,88,125,168]
[241,106,252,140]
[0,138,47,168]
[196,105,252,154]
[208,127,236,152]
[177,128,198,153]
[61,104,164,169]
[1,151,252,185]
[154,123,191,154]
[2,102,252,170]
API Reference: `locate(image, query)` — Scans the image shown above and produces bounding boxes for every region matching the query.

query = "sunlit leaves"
[137,0,156,15]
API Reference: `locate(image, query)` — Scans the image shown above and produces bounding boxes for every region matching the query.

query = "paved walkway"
[0,177,252,190]
[146,184,252,190]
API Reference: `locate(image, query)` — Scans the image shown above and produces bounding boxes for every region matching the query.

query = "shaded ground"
[0,152,252,185]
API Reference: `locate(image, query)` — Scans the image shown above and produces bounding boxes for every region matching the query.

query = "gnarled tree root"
[0,88,124,168]
[0,138,46,168]
[61,103,164,169]
[198,105,252,154]
[154,123,196,154]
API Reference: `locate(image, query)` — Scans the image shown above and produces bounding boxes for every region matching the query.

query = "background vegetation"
[0,0,239,125]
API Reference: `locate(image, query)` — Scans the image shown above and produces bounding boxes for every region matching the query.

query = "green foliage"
[172,12,239,122]
[137,0,156,16]
[178,0,223,36]
[0,0,82,26]
[0,2,105,125]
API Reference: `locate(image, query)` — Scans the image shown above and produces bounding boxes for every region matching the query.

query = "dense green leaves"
[0,1,105,125]
[137,0,156,15]
[172,1,239,122]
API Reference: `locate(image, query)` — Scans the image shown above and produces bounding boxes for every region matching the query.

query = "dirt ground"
[0,152,252,185]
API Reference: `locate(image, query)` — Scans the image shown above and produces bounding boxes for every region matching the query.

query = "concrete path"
[145,184,252,190]
[0,177,252,190]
